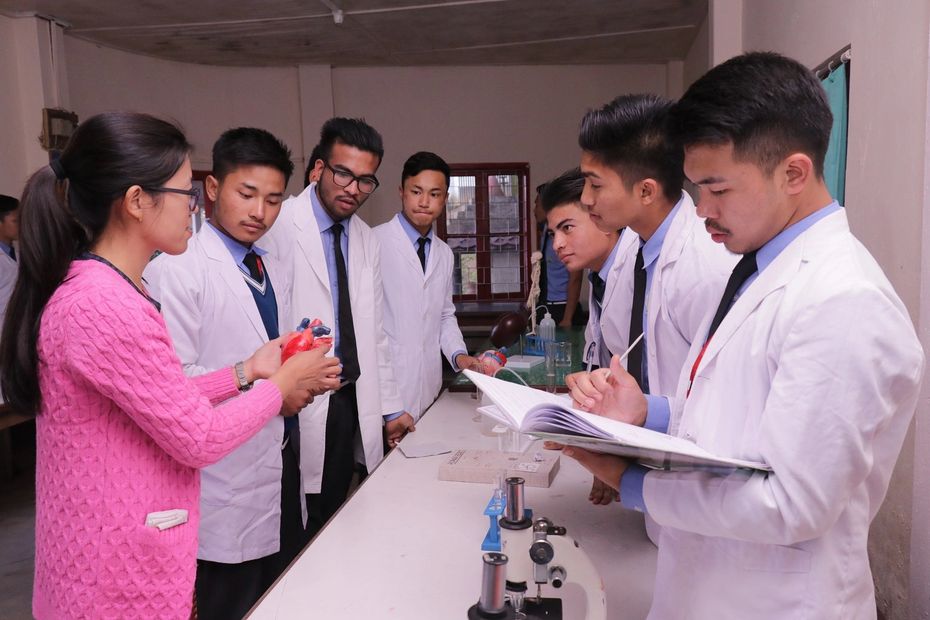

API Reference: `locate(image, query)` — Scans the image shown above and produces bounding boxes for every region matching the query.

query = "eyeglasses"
[323,162,379,194]
[144,186,201,212]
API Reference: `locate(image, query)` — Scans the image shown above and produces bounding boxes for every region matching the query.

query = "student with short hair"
[145,127,341,619]
[539,168,636,505]
[564,52,924,618]
[569,95,736,533]
[262,117,411,539]
[374,151,482,421]
[539,168,634,373]
[0,111,334,619]
[533,181,584,326]
[0,193,19,332]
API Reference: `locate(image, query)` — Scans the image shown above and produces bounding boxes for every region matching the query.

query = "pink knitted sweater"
[32,259,283,619]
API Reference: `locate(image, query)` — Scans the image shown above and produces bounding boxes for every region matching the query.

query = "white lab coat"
[374,214,467,420]
[144,223,295,563]
[0,250,16,331]
[583,230,637,369]
[644,209,924,619]
[262,184,404,493]
[643,191,737,399]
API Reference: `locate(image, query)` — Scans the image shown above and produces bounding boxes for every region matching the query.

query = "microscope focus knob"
[549,566,566,588]
[529,540,555,565]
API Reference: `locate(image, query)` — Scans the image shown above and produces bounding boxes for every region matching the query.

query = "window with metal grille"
[436,163,531,302]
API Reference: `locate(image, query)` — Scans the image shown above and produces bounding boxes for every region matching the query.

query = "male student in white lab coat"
[262,118,412,538]
[0,194,19,331]
[564,52,924,619]
[145,128,342,619]
[374,151,482,420]
[569,95,735,525]
[539,168,633,504]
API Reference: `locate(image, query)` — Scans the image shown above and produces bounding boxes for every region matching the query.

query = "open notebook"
[464,370,769,472]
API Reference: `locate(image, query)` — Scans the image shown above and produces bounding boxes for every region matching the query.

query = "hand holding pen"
[566,333,647,427]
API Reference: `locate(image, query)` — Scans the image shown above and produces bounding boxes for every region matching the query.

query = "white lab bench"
[248,390,657,619]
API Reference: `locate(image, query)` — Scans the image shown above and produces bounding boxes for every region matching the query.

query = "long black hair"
[0,111,191,415]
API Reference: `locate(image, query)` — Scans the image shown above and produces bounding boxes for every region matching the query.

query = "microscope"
[468,477,607,619]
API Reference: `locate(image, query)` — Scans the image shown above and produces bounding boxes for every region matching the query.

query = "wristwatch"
[234,361,252,390]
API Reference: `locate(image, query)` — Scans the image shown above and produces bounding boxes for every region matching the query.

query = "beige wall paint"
[328,64,667,226]
[683,15,710,90]
[64,41,668,225]
[65,38,307,197]
[0,15,63,197]
[741,2,930,618]
[0,16,29,196]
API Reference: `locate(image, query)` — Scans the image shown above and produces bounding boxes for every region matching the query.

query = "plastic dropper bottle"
[538,308,556,342]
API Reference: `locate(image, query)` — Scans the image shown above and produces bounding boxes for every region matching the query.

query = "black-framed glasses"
[323,161,379,194]
[144,186,201,212]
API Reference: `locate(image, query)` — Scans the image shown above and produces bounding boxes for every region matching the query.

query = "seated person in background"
[564,52,924,619]
[534,181,584,326]
[375,151,482,421]
[0,194,19,331]
[540,167,635,505]
[145,127,341,620]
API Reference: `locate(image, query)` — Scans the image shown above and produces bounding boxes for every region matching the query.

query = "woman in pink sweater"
[0,112,342,619]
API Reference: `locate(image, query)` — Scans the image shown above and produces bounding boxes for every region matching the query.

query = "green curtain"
[821,63,849,205]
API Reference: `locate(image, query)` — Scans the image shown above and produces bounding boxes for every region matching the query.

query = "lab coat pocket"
[716,536,812,574]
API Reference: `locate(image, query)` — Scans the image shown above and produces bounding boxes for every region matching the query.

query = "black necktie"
[331,223,360,383]
[8,246,15,262]
[705,251,759,342]
[417,237,429,273]
[590,272,606,307]
[243,250,264,285]
[627,245,646,390]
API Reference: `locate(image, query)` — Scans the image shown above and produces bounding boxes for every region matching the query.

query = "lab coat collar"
[292,183,335,293]
[390,213,436,280]
[601,228,638,315]
[199,222,269,341]
[695,208,850,372]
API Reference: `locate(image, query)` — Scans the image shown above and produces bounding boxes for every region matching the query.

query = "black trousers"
[305,383,364,540]
[195,427,307,620]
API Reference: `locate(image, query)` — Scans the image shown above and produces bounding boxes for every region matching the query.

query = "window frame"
[436,162,532,302]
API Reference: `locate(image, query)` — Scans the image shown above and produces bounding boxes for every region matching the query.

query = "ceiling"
[0,0,707,67]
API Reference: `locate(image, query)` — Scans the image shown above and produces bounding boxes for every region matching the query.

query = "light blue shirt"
[207,222,268,276]
[0,241,13,259]
[636,197,683,394]
[622,202,845,513]
[542,227,570,302]
[311,189,403,421]
[596,235,623,287]
[397,212,433,266]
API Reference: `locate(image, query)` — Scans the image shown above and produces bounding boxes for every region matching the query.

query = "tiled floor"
[0,422,35,620]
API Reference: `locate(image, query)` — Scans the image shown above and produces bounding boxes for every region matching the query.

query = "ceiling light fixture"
[318,0,344,25]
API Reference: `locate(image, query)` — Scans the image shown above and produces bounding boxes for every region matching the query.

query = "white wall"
[65,38,306,196]
[328,64,667,226]
[0,15,63,197]
[0,16,28,196]
[683,15,710,90]
[64,40,668,229]
[740,2,930,618]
